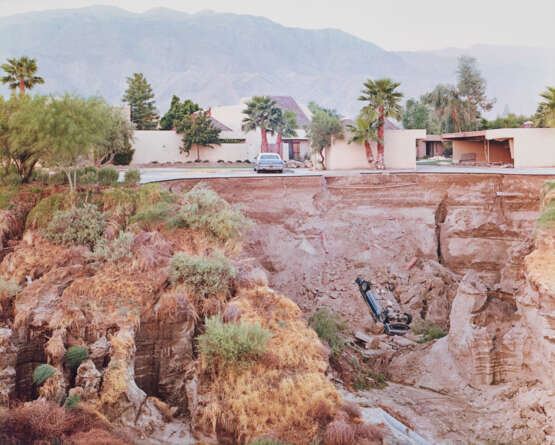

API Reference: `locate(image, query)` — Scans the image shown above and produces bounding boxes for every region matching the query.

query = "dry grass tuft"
[45,329,66,365]
[155,289,198,323]
[308,398,335,426]
[1,400,67,442]
[69,428,132,445]
[0,236,74,285]
[354,423,383,442]
[0,400,121,443]
[340,401,362,420]
[324,419,356,445]
[196,287,342,444]
[223,303,242,323]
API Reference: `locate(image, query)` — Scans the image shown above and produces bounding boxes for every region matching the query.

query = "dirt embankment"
[0,174,553,445]
[0,183,380,445]
[166,173,554,444]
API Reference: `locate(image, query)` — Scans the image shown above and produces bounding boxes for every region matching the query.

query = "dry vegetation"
[0,180,384,445]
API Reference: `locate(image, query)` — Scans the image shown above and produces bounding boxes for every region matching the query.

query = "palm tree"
[358,78,403,169]
[422,84,466,133]
[346,110,379,165]
[1,57,45,96]
[536,86,555,127]
[274,110,298,158]
[241,96,280,153]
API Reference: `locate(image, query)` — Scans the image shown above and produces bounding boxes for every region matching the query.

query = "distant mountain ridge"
[0,6,553,117]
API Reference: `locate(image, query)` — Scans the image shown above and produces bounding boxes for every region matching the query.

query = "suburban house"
[416,135,447,158]
[442,128,555,168]
[131,96,312,165]
[324,119,425,170]
[209,96,312,162]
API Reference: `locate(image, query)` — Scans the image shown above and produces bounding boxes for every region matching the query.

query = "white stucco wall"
[324,137,377,170]
[131,130,251,164]
[384,130,424,169]
[325,130,423,170]
[486,128,555,168]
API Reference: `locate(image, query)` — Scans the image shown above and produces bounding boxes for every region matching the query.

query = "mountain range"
[0,5,553,118]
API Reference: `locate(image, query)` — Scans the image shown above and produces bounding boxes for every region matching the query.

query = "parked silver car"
[254,153,284,173]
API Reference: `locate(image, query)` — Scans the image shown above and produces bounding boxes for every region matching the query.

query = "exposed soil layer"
[0,174,553,444]
[164,173,555,444]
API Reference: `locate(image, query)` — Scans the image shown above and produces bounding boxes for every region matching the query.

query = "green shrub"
[86,231,134,267]
[98,166,119,186]
[26,193,70,229]
[169,253,235,298]
[65,346,89,369]
[3,173,22,186]
[198,315,271,370]
[113,149,135,165]
[48,171,68,186]
[30,169,50,185]
[77,167,98,186]
[135,183,175,211]
[0,277,21,298]
[32,364,56,385]
[352,369,387,391]
[78,166,98,176]
[169,184,251,242]
[0,186,20,210]
[43,204,105,249]
[412,320,447,343]
[124,168,140,185]
[128,201,175,229]
[309,308,347,358]
[64,394,81,410]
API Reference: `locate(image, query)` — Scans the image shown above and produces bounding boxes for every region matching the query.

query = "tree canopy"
[0,94,132,187]
[1,56,44,96]
[160,95,201,130]
[421,57,494,133]
[93,107,135,166]
[402,98,440,134]
[122,73,159,130]
[0,95,49,182]
[177,112,221,161]
[480,113,532,130]
[358,78,403,169]
[346,110,379,164]
[241,96,281,153]
[306,102,344,169]
[534,86,555,128]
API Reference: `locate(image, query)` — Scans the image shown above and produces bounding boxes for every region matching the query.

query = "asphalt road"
[128,165,555,183]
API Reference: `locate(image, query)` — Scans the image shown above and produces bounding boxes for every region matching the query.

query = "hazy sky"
[1,0,554,51]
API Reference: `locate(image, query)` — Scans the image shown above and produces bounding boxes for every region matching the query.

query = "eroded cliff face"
[166,173,553,444]
[0,174,553,445]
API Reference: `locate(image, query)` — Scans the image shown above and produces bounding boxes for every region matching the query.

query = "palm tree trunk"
[364,140,373,164]
[276,133,282,157]
[260,128,268,153]
[319,147,326,170]
[18,80,25,96]
[377,107,385,169]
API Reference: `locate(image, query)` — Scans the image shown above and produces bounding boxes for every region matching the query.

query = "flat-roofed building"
[442,128,555,168]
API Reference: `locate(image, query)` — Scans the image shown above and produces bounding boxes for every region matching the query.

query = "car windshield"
[260,154,280,160]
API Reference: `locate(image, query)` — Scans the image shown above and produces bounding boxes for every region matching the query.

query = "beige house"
[131,96,312,164]
[443,128,555,168]
[416,135,447,158]
[324,119,425,170]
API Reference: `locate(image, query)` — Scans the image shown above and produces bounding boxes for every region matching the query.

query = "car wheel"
[278,169,283,174]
